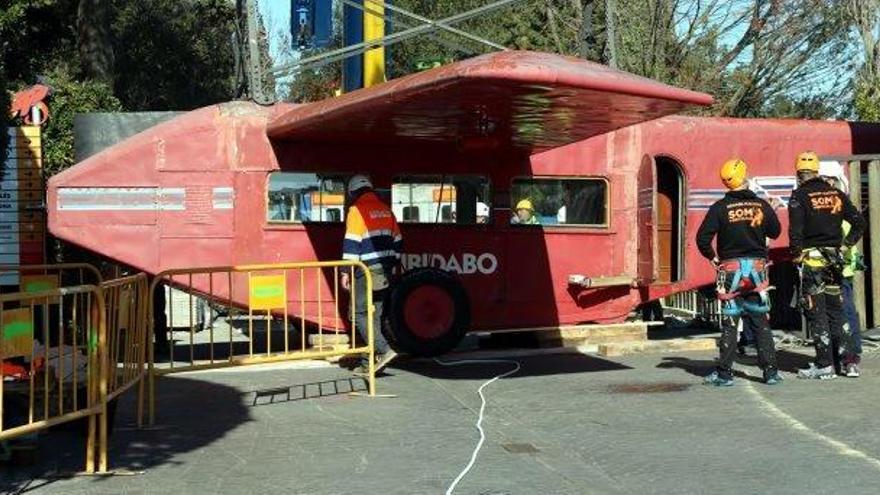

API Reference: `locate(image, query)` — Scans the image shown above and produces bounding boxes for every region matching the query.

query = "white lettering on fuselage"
[402,253,498,275]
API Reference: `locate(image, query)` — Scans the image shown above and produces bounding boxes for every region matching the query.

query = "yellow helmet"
[720,158,747,190]
[796,151,820,173]
[515,199,534,211]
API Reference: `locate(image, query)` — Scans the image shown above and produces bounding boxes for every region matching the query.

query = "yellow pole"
[363,0,385,87]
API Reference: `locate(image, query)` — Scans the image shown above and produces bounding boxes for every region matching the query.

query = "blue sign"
[292,0,333,49]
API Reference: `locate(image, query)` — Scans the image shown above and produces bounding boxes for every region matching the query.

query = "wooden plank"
[487,321,662,335]
[536,323,648,348]
[598,338,717,357]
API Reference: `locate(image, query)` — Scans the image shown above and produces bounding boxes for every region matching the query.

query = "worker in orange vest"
[341,175,403,374]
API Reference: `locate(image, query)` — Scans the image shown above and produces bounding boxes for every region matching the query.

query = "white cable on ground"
[433,358,521,495]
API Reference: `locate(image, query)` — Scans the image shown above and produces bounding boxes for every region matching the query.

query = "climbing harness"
[796,248,846,311]
[716,258,771,316]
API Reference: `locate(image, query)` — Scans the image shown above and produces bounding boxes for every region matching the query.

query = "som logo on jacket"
[809,192,842,214]
[727,203,764,227]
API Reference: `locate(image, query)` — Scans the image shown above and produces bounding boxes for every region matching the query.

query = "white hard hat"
[818,160,849,194]
[347,175,372,194]
[476,202,490,217]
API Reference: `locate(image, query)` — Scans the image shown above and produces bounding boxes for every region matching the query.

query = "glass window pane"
[510,178,607,227]
[392,175,491,225]
[267,172,347,223]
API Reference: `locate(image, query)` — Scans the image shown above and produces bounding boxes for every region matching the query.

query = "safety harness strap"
[716,258,771,315]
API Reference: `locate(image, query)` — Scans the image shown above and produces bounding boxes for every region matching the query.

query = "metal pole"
[269,0,523,77]
[868,160,880,328]
[245,0,273,104]
[342,0,496,56]
[849,161,867,330]
[605,0,617,68]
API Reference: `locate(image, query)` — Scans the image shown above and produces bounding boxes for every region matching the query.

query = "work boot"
[352,350,398,376]
[374,350,398,373]
[703,371,734,387]
[764,370,784,385]
[845,362,861,378]
[797,363,835,380]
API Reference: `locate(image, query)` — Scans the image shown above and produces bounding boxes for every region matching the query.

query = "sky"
[259,0,293,63]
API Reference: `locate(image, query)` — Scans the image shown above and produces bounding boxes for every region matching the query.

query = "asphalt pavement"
[3,342,880,494]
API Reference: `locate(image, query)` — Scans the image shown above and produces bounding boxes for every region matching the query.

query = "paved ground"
[3,342,880,494]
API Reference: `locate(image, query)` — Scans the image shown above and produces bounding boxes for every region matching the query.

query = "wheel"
[385,268,470,357]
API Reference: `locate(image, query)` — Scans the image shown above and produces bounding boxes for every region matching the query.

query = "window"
[402,206,420,222]
[267,172,347,223]
[391,175,491,225]
[510,177,608,227]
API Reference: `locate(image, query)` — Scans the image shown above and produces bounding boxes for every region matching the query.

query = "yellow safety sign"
[248,274,287,311]
[1,307,33,358]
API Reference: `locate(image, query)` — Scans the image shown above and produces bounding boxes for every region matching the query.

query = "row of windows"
[266,173,608,227]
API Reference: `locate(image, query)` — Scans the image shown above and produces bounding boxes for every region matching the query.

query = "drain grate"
[502,443,540,454]
[608,382,692,394]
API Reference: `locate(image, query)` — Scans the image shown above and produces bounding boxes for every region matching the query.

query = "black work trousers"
[718,292,777,380]
[801,264,856,369]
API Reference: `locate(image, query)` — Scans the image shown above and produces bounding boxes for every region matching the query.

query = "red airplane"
[47,51,880,356]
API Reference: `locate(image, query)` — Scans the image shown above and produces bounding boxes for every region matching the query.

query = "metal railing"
[0,266,151,473]
[148,261,377,424]
[102,274,149,422]
[0,284,108,472]
[660,290,723,326]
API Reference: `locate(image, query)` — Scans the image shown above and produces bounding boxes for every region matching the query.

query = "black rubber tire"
[385,268,470,357]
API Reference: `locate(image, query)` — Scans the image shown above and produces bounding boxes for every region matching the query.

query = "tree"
[77,0,114,84]
[111,0,238,110]
[40,67,122,177]
[848,0,880,120]
[602,0,853,118]
[1,0,241,174]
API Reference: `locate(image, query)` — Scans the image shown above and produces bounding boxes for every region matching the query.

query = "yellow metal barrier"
[0,284,108,473]
[148,261,377,424]
[101,274,150,426]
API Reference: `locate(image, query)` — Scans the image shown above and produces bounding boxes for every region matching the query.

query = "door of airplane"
[637,155,658,285]
[656,156,684,283]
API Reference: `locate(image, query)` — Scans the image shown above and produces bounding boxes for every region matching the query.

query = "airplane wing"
[267,51,713,153]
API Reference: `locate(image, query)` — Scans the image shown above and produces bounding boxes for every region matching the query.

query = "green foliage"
[287,64,341,103]
[854,76,880,122]
[41,68,121,177]
[111,0,236,110]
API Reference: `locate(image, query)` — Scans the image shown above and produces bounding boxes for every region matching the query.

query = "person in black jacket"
[696,158,782,386]
[789,152,865,380]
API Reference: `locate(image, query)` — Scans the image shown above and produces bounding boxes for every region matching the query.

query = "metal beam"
[365,0,508,51]
[868,160,880,327]
[269,0,524,77]
[849,160,867,330]
[245,0,273,104]
[341,0,482,57]
[822,154,880,161]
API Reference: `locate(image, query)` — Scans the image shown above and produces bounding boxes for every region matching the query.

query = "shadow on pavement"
[657,356,765,383]
[658,348,814,383]
[249,376,369,407]
[392,353,631,380]
[1,375,250,494]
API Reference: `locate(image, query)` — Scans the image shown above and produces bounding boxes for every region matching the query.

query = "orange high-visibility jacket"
[343,191,402,268]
